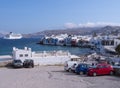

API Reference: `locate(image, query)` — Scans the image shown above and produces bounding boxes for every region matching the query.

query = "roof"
[70,55,80,59]
[104,46,116,52]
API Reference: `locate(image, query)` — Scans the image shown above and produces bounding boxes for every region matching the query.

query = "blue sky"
[0,0,120,33]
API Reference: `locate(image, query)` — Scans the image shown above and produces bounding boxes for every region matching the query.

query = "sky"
[0,0,120,33]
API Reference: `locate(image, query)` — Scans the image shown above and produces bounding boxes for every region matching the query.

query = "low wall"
[19,56,70,66]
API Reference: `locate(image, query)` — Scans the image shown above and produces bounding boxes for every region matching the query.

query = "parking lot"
[0,66,120,88]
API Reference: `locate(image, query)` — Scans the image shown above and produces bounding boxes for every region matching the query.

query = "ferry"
[4,32,22,39]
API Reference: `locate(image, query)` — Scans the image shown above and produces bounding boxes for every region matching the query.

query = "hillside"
[91,26,120,35]
[1,25,120,38]
[23,27,101,38]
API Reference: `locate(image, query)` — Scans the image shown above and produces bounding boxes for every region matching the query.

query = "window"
[19,54,23,57]
[103,65,109,68]
[98,65,104,68]
[25,54,28,57]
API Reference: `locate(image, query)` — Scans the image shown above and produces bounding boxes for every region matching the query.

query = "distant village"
[38,33,120,55]
[1,26,120,76]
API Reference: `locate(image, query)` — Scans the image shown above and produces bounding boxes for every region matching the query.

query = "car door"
[103,65,110,74]
[82,64,87,73]
[96,65,104,75]
[80,64,86,72]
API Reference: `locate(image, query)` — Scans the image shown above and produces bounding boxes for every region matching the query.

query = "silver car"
[12,59,23,68]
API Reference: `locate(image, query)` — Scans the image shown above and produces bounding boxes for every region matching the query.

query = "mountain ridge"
[1,25,120,38]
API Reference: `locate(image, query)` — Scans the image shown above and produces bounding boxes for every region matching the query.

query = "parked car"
[75,63,91,75]
[112,64,120,76]
[113,66,120,76]
[87,64,114,76]
[23,59,34,68]
[12,59,23,68]
[64,61,77,72]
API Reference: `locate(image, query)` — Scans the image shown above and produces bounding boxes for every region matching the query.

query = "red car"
[87,64,114,76]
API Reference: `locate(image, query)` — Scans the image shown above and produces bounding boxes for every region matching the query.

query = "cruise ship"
[4,32,22,39]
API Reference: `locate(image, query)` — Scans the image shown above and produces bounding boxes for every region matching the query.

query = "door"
[96,65,105,75]
[103,65,110,74]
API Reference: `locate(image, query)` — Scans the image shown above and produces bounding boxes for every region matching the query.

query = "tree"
[115,44,120,55]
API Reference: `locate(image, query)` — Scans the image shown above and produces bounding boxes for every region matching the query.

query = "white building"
[114,39,120,47]
[12,47,72,65]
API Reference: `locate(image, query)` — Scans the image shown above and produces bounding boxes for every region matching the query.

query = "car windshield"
[24,59,32,62]
[89,65,97,68]
[14,60,22,63]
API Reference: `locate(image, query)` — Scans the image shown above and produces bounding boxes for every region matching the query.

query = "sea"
[0,38,91,55]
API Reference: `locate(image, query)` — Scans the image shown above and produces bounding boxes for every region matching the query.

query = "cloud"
[64,23,78,28]
[79,22,96,27]
[78,22,120,27]
[64,22,120,28]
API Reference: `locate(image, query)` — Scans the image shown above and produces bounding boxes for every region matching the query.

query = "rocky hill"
[91,26,120,35]
[23,27,101,38]
[1,25,120,38]
[23,26,120,38]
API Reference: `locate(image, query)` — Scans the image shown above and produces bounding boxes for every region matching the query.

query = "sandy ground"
[0,66,120,88]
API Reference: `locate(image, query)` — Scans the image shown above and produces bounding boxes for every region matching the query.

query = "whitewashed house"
[12,47,72,65]
[114,38,120,47]
[64,36,72,46]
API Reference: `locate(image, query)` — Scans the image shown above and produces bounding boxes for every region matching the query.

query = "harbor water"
[0,38,91,55]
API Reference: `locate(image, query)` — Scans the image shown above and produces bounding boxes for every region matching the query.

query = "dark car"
[75,63,90,75]
[87,64,114,76]
[12,59,23,68]
[23,59,34,68]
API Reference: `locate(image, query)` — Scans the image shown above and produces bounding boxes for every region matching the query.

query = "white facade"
[12,47,71,65]
[114,39,120,47]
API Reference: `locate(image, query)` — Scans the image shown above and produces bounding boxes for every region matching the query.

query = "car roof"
[14,59,21,61]
[78,63,89,65]
[97,63,110,66]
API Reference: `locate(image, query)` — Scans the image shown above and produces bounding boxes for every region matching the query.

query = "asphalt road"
[0,66,120,88]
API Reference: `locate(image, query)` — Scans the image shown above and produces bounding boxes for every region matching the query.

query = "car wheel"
[93,72,97,76]
[73,70,75,73]
[79,71,83,75]
[110,71,113,75]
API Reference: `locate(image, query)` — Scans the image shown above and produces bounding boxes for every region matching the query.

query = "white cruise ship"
[4,32,22,39]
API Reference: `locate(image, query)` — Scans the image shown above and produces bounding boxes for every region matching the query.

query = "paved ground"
[0,66,120,88]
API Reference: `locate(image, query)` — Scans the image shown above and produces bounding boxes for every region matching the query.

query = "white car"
[64,61,78,72]
[71,63,79,72]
